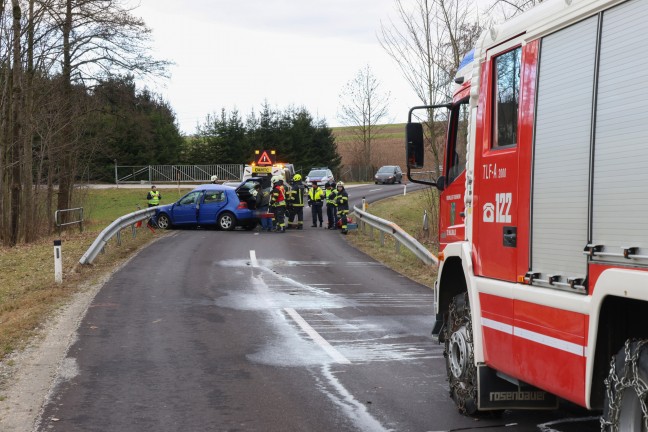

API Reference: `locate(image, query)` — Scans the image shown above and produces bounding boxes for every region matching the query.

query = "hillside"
[331,123,438,181]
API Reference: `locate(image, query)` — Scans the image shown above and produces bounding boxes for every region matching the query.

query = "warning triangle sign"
[257,151,273,166]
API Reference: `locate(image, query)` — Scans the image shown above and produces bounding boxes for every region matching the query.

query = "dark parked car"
[152,184,258,231]
[374,165,403,184]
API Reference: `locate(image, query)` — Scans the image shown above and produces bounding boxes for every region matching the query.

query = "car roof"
[192,184,233,191]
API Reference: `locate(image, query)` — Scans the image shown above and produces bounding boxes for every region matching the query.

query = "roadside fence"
[115,164,243,184]
[352,205,438,265]
[55,207,84,235]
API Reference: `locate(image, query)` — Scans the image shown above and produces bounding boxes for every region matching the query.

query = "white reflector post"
[54,240,62,283]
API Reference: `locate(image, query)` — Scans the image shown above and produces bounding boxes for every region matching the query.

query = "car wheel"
[217,212,236,231]
[444,292,478,415]
[156,214,172,230]
[602,339,648,431]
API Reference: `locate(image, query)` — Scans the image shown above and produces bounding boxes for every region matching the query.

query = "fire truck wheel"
[602,339,648,432]
[444,292,478,415]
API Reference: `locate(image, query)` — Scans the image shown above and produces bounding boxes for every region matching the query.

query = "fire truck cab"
[406,0,648,427]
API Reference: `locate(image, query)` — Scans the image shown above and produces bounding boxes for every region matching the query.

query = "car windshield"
[309,170,327,177]
[378,167,394,173]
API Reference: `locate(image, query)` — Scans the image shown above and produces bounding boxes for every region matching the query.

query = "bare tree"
[0,0,169,245]
[487,0,544,20]
[338,64,391,180]
[379,0,481,172]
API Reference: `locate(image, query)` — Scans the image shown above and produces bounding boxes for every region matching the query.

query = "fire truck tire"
[602,339,648,432]
[444,292,478,415]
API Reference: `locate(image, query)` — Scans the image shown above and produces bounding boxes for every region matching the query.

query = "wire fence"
[115,164,244,184]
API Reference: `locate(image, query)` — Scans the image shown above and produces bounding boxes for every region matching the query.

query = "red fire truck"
[406,0,648,428]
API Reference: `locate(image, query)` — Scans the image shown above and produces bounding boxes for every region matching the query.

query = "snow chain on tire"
[601,339,648,431]
[444,292,477,415]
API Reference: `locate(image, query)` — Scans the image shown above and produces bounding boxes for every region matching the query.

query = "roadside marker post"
[54,240,63,283]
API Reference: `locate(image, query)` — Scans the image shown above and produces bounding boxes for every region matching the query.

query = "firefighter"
[286,173,305,229]
[335,181,349,234]
[308,181,324,227]
[270,176,287,233]
[146,185,161,207]
[325,181,338,229]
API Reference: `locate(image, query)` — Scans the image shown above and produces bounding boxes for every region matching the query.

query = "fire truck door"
[473,47,522,282]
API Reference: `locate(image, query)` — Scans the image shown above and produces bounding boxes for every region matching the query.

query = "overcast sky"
[133,0,422,135]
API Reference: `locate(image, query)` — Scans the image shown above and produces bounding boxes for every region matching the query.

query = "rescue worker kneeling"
[270,176,287,233]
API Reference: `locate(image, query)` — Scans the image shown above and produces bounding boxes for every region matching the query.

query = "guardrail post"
[116,230,122,246]
[395,241,401,255]
[54,240,62,283]
[380,231,385,246]
[362,197,367,212]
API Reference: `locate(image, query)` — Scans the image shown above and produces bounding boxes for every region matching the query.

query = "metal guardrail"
[79,207,157,265]
[352,205,438,266]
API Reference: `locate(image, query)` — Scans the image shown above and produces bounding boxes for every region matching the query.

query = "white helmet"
[336,181,345,188]
[271,175,282,185]
[210,175,218,183]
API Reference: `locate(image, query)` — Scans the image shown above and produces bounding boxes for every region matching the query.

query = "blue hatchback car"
[152,184,258,231]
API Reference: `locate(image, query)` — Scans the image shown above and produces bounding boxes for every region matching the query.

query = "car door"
[171,191,202,225]
[198,190,227,224]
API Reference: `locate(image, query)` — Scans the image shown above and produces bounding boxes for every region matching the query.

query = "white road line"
[250,250,258,267]
[284,308,351,364]
[368,188,382,192]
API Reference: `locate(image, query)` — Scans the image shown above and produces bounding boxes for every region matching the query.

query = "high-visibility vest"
[325,189,337,206]
[271,185,286,206]
[148,190,161,206]
[287,183,305,207]
[336,189,348,211]
[309,187,324,203]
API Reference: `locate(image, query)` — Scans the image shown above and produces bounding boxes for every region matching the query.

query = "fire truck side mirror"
[406,122,425,169]
[436,175,446,191]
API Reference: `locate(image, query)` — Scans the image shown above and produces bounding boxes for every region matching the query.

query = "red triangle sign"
[257,151,273,166]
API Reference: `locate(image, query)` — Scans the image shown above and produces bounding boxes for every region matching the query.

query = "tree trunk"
[10,0,23,246]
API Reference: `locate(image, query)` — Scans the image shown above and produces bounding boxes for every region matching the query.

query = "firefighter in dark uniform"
[335,181,349,234]
[325,181,338,229]
[308,181,324,227]
[286,173,305,229]
[270,176,287,233]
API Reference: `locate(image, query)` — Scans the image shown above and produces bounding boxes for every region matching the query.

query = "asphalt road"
[36,184,601,432]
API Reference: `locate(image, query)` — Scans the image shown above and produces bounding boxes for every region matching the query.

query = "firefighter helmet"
[336,181,345,188]
[293,174,302,181]
[271,175,282,185]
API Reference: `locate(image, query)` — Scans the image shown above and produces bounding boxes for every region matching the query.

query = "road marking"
[284,307,351,364]
[369,188,382,192]
[250,250,258,267]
